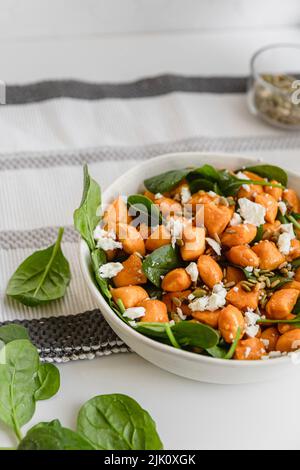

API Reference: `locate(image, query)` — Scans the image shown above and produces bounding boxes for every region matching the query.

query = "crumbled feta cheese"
[278,233,292,255]
[94,227,123,251]
[94,226,115,240]
[181,186,191,204]
[244,347,251,359]
[245,266,254,273]
[238,198,266,226]
[185,262,198,283]
[187,293,195,301]
[166,217,185,248]
[278,201,287,216]
[176,307,187,321]
[236,171,250,181]
[261,338,269,348]
[123,307,146,320]
[154,193,163,199]
[236,171,251,191]
[244,308,260,338]
[230,212,242,226]
[189,283,227,312]
[99,262,124,278]
[96,237,123,251]
[207,283,227,311]
[205,237,221,256]
[189,295,210,312]
[281,223,295,239]
[287,271,295,278]
[208,191,217,197]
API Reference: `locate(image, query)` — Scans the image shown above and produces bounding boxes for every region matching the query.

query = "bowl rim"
[80,151,300,368]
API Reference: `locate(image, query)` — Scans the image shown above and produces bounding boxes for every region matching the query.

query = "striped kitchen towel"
[1,74,300,362]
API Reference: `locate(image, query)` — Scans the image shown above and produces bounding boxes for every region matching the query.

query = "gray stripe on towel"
[1,134,300,172]
[6,75,247,104]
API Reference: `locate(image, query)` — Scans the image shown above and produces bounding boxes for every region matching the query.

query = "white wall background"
[0,0,299,40]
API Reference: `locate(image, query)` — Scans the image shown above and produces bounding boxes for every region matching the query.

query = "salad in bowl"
[76,153,300,382]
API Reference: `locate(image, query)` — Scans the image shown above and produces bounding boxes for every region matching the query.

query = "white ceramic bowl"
[80,152,300,384]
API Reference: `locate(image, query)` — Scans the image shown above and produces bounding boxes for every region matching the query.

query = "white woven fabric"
[1,80,300,321]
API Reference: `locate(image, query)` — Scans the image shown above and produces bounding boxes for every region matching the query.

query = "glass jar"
[248,44,300,129]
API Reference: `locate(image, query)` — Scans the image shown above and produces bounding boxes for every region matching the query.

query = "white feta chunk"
[94,226,123,251]
[244,308,260,338]
[230,212,242,226]
[99,262,124,278]
[185,262,198,283]
[278,233,292,255]
[166,217,185,248]
[281,223,295,239]
[238,198,266,226]
[278,201,287,216]
[181,186,191,204]
[176,307,187,321]
[205,237,221,256]
[123,307,146,320]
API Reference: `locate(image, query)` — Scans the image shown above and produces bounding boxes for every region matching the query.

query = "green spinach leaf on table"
[77,394,163,450]
[0,324,29,344]
[6,227,70,307]
[0,340,40,440]
[18,420,94,451]
[34,364,60,401]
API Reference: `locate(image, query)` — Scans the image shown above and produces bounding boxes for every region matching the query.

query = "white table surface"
[1,26,300,450]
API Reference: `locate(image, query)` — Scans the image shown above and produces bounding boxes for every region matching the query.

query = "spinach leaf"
[172,321,219,349]
[224,327,241,360]
[135,321,219,349]
[90,248,112,302]
[0,325,29,344]
[244,164,288,186]
[293,299,300,315]
[6,228,71,307]
[207,328,241,359]
[187,164,221,182]
[145,284,163,300]
[77,394,163,450]
[251,224,264,244]
[292,257,300,269]
[269,276,291,291]
[127,194,162,226]
[277,212,289,224]
[287,214,300,231]
[144,169,190,194]
[34,364,60,401]
[0,339,40,440]
[142,244,181,287]
[188,178,221,195]
[74,164,101,251]
[18,420,94,450]
[206,343,228,359]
